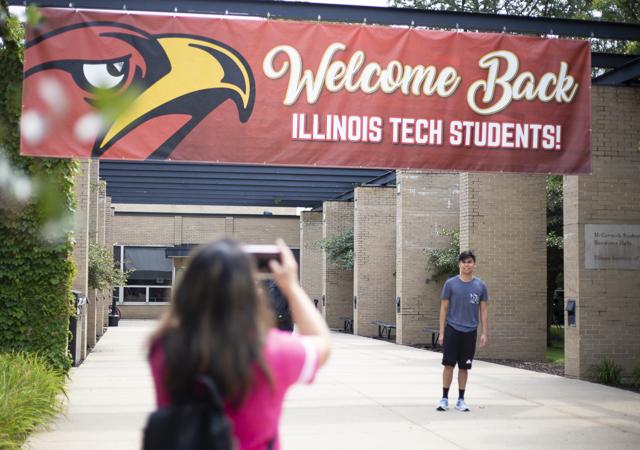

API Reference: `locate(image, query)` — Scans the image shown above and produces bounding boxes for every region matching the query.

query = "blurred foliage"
[318,229,354,270]
[427,227,460,279]
[0,1,77,371]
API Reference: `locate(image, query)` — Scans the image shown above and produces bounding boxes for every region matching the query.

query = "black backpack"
[143,376,234,450]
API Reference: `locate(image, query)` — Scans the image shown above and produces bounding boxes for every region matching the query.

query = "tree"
[390,0,639,53]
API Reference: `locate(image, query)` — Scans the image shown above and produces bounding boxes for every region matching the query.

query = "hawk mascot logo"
[23,21,255,159]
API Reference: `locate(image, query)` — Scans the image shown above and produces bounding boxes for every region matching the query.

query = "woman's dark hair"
[157,239,274,406]
[458,250,476,263]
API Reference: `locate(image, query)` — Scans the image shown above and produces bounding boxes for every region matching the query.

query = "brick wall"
[113,214,299,247]
[460,173,547,361]
[396,171,459,345]
[72,159,90,295]
[300,211,323,312]
[353,187,396,337]
[119,304,167,320]
[110,211,300,319]
[564,86,640,378]
[322,201,354,329]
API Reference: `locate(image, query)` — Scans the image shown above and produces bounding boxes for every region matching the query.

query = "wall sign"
[585,224,640,270]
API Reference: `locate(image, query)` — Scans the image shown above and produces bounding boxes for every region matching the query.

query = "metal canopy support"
[9,0,640,41]
[593,56,640,86]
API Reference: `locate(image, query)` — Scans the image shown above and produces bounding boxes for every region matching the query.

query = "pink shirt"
[149,329,318,450]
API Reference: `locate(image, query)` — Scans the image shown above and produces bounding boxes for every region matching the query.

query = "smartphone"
[243,245,282,272]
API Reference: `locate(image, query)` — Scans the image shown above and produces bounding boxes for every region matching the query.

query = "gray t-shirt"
[440,276,489,332]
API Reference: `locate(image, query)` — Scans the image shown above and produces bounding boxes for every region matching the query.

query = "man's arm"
[438,299,449,346]
[479,300,488,347]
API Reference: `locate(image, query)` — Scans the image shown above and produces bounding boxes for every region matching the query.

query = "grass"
[546,325,564,365]
[0,352,66,449]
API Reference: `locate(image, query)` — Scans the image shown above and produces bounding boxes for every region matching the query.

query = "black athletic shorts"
[442,324,477,370]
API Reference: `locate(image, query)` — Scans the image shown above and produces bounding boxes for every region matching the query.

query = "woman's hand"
[269,239,299,292]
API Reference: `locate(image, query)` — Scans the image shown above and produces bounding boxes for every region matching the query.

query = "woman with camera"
[147,238,331,450]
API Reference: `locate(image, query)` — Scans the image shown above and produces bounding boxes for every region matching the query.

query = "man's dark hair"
[458,250,476,262]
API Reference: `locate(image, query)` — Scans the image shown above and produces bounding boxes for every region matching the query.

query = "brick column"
[104,197,114,329]
[96,183,107,337]
[353,187,396,336]
[300,211,323,312]
[322,201,354,329]
[564,86,640,378]
[71,159,90,364]
[86,159,99,348]
[460,173,546,361]
[396,171,459,345]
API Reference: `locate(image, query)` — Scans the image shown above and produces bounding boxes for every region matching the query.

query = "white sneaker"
[436,398,449,411]
[455,398,470,411]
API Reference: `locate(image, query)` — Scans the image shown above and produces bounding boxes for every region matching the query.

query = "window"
[113,246,173,304]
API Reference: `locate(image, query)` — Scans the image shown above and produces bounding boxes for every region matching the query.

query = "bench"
[371,320,396,340]
[422,327,440,349]
[339,316,353,333]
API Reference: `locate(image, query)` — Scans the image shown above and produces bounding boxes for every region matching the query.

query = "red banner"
[21,8,591,174]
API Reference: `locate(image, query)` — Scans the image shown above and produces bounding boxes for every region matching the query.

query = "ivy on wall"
[0,2,78,371]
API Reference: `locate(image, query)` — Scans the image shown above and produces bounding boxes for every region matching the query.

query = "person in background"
[263,279,294,332]
[148,238,331,449]
[436,250,489,413]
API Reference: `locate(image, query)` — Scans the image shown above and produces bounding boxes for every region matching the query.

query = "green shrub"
[631,366,640,388]
[88,243,131,290]
[318,229,354,270]
[590,357,622,386]
[0,352,66,449]
[427,228,460,279]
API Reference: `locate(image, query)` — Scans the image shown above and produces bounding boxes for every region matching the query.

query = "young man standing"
[436,250,489,412]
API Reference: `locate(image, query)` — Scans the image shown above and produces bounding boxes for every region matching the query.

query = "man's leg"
[458,368,468,390]
[455,329,477,412]
[443,365,454,389]
[438,325,458,411]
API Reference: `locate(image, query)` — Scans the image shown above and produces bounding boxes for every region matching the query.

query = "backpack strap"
[197,375,225,410]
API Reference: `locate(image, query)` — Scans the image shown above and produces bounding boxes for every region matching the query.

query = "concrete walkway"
[29,320,640,450]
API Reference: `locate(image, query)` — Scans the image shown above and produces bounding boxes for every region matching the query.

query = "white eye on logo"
[82,60,127,89]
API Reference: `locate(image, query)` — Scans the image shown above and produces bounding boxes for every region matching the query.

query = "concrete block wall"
[300,211,323,312]
[396,171,459,345]
[564,86,640,379]
[353,187,396,337]
[322,201,354,329]
[460,173,547,361]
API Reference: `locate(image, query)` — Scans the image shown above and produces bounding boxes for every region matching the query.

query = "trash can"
[68,290,87,367]
[108,294,120,327]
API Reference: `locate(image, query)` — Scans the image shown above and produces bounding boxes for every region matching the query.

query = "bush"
[318,229,354,270]
[631,366,640,388]
[88,243,130,290]
[0,352,66,449]
[590,357,622,386]
[427,228,460,279]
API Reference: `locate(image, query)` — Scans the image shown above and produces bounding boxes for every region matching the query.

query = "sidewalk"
[29,320,640,450]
